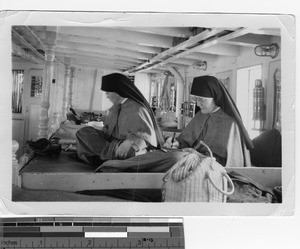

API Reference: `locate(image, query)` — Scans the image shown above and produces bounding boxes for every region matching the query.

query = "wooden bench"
[13,139,281,193]
[18,151,281,192]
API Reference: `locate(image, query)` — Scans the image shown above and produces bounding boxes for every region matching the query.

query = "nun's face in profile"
[105,91,124,105]
[191,95,218,114]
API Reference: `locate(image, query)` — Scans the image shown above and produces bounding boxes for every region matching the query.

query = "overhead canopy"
[11,25,280,75]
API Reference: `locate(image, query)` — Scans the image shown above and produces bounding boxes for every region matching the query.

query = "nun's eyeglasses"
[190,95,213,103]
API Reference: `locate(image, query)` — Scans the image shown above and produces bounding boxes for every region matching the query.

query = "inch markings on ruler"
[1,238,184,249]
[1,217,185,249]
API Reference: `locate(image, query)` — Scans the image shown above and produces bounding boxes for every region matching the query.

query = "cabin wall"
[71,68,96,111]
[92,70,105,112]
[99,70,114,112]
[185,37,281,130]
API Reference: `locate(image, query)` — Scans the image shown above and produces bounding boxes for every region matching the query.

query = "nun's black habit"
[76,73,164,166]
[177,75,253,167]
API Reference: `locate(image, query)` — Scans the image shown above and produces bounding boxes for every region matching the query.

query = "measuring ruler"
[0,217,184,249]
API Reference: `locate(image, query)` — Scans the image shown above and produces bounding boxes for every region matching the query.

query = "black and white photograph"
[0,11,295,216]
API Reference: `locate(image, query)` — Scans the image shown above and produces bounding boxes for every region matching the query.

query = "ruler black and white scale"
[0,217,184,249]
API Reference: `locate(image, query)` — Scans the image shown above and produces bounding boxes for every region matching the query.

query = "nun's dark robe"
[95,108,251,173]
[76,98,158,165]
[177,108,251,167]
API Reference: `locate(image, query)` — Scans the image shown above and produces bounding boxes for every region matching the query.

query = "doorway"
[23,69,43,141]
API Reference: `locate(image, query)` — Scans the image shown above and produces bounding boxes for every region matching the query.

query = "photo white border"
[0,1,299,248]
[0,11,295,216]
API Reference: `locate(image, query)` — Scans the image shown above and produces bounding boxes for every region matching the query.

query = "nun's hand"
[171,140,180,148]
[115,140,134,159]
[163,137,180,148]
[163,136,173,148]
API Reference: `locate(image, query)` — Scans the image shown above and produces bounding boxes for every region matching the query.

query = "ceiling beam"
[69,61,124,71]
[55,41,153,60]
[117,27,194,38]
[124,28,228,73]
[68,57,132,68]
[34,32,162,55]
[57,27,174,48]
[170,58,197,65]
[253,28,281,36]
[143,68,168,75]
[171,56,217,66]
[184,52,218,62]
[193,44,240,56]
[56,56,138,68]
[132,27,250,73]
[54,48,146,64]
[55,52,142,66]
[223,33,273,47]
[13,26,46,51]
[12,29,45,61]
[222,40,257,48]
[12,43,44,64]
[56,40,157,58]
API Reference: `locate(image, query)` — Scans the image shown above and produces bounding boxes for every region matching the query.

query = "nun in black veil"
[75,73,164,167]
[97,75,253,173]
[169,75,253,167]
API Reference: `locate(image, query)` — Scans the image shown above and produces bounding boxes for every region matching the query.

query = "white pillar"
[167,66,185,129]
[62,62,71,120]
[50,112,61,135]
[68,67,75,109]
[38,29,57,139]
[184,68,190,102]
[12,140,21,187]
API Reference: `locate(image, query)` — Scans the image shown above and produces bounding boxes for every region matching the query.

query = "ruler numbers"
[1,217,184,249]
[69,238,93,248]
[1,237,181,248]
[22,238,45,248]
[141,238,155,247]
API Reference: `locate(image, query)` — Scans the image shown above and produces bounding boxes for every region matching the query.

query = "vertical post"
[184,68,190,102]
[157,78,162,111]
[12,140,21,187]
[61,60,71,120]
[50,112,61,136]
[167,66,185,129]
[38,28,57,139]
[68,67,75,110]
[184,69,191,123]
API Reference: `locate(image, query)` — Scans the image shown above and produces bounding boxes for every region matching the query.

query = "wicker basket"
[162,141,234,202]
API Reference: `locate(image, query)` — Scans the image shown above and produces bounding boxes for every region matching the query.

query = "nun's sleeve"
[122,105,158,149]
[176,112,204,148]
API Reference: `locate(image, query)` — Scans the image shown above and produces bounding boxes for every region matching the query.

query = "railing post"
[38,28,57,139]
[12,140,21,187]
[68,67,75,110]
[61,61,71,121]
[167,66,185,129]
[50,112,61,136]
